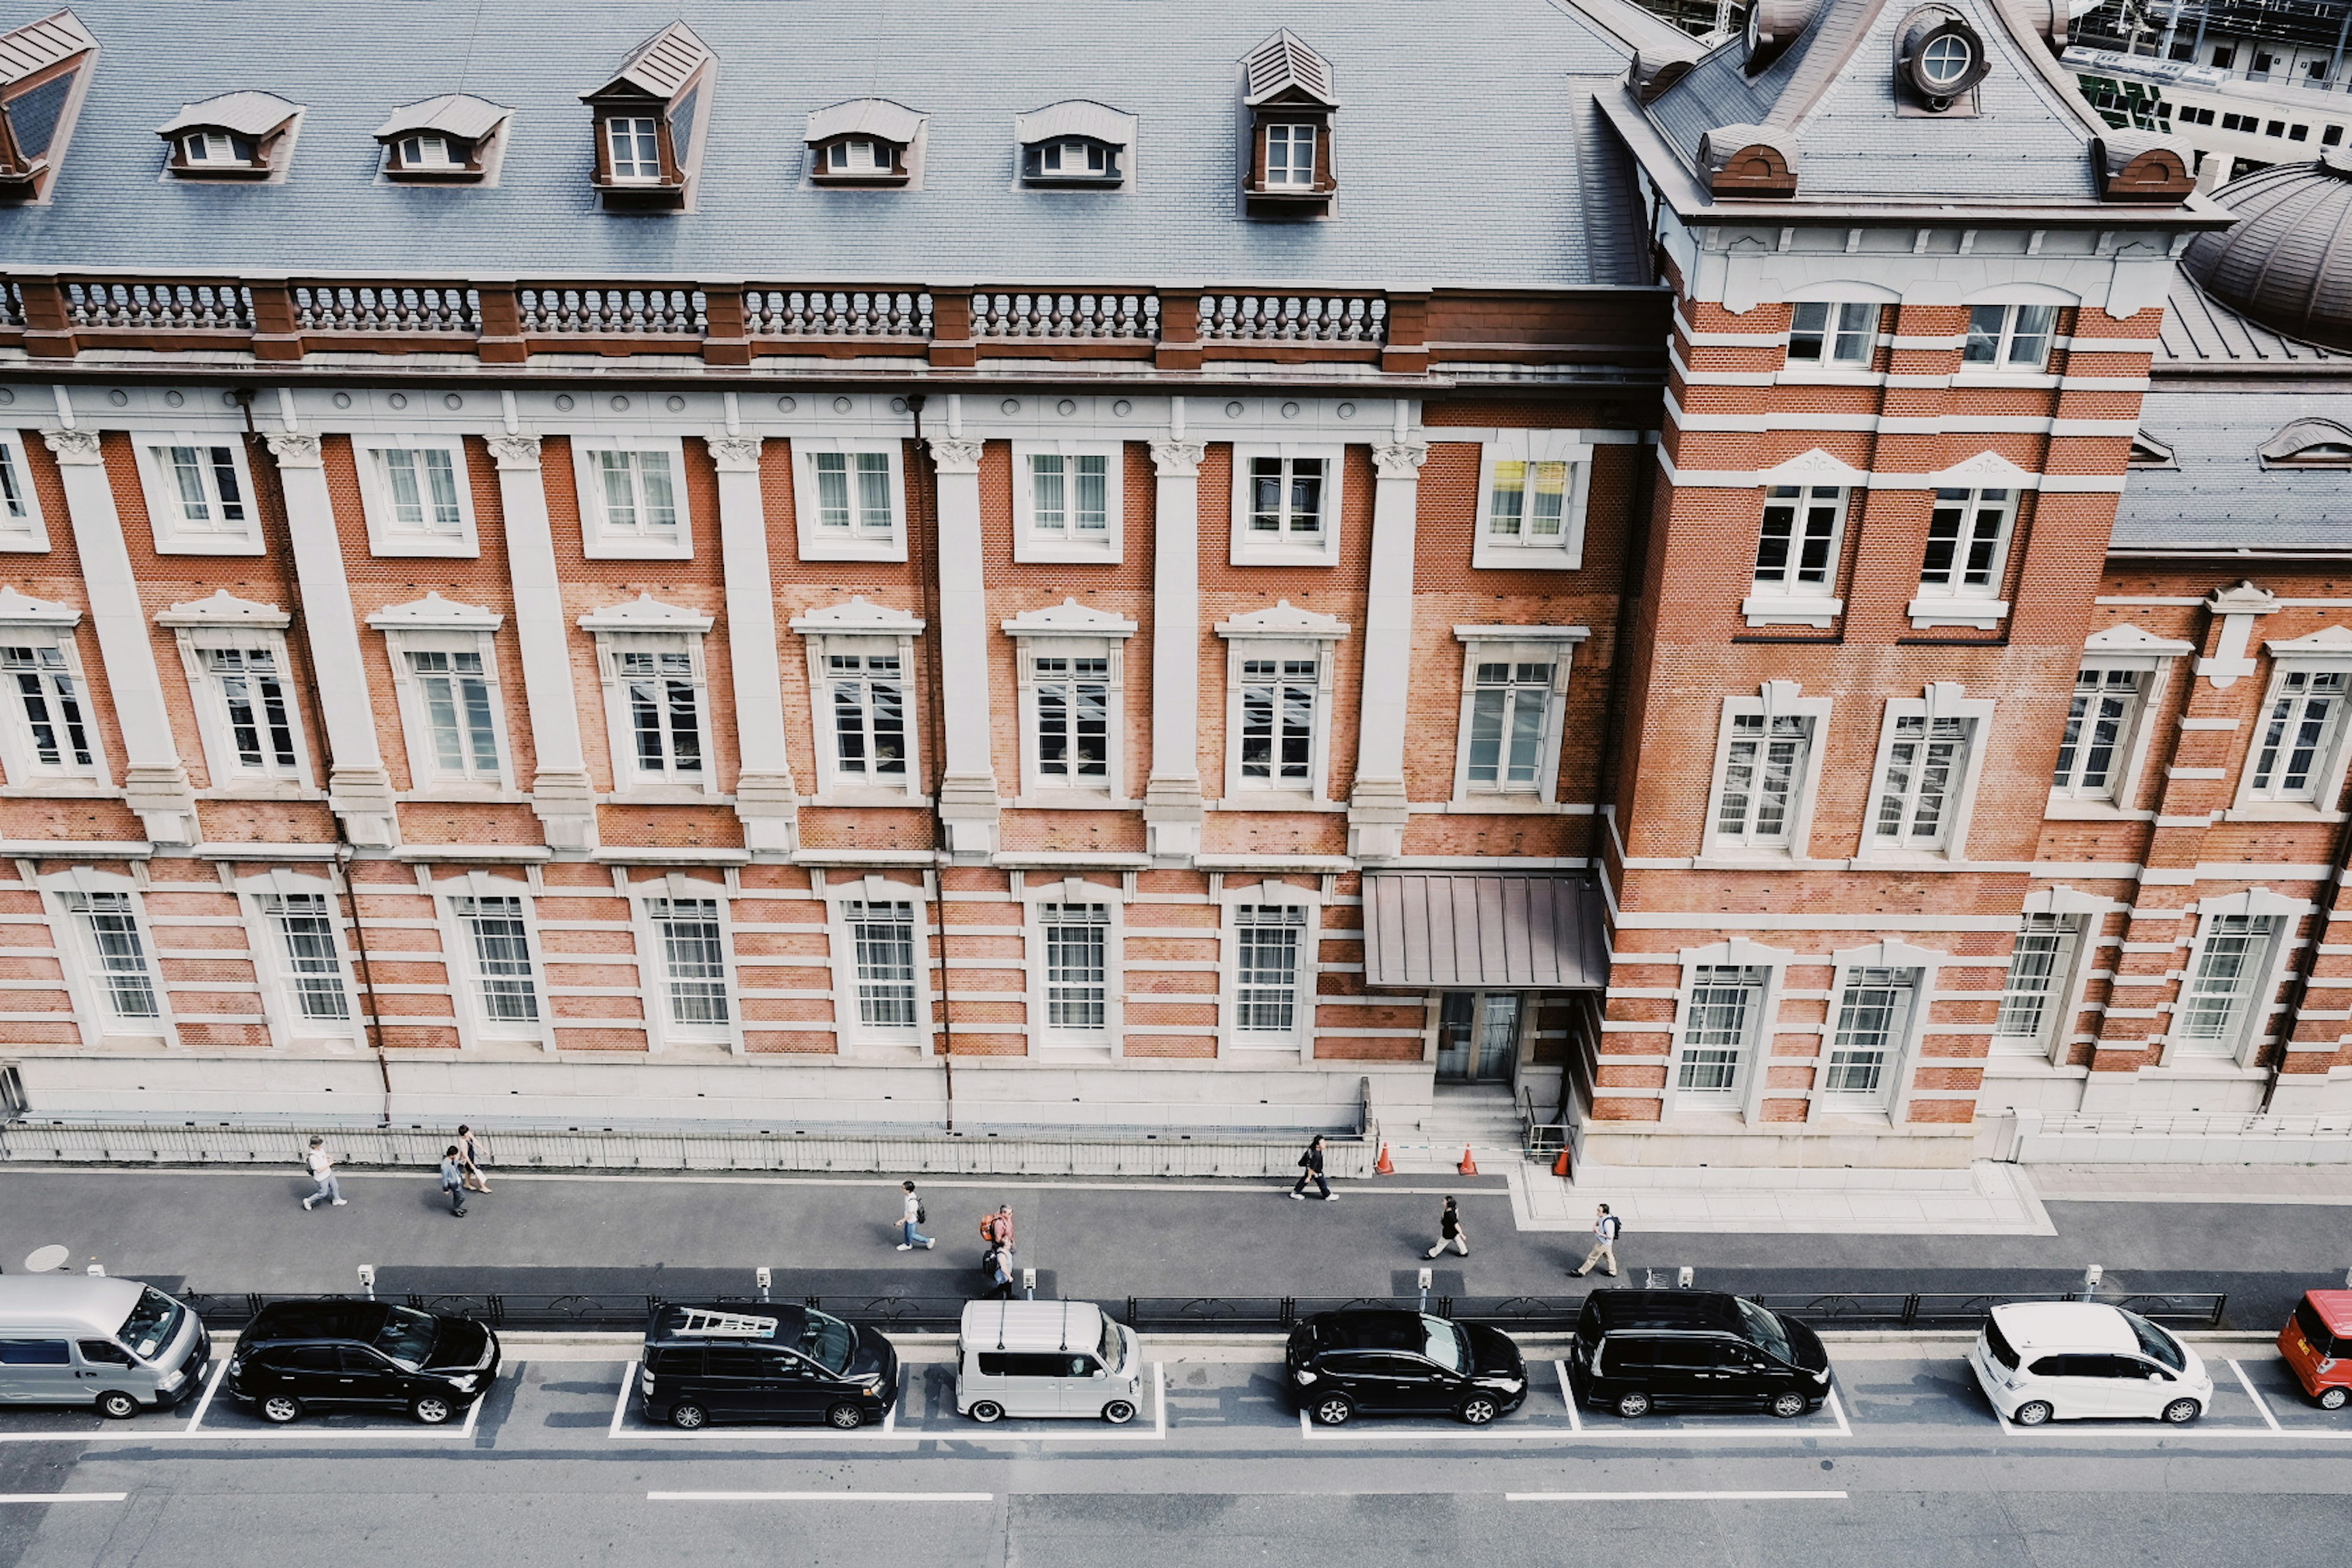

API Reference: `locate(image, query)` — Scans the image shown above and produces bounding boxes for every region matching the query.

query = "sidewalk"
[1,1162,2343,1332]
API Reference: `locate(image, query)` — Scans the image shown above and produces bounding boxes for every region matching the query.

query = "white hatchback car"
[1967,1301,2212,1426]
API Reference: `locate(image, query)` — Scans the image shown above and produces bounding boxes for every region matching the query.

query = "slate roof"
[0,0,1653,288]
[2159,274,2348,366]
[2114,385,2352,554]
[1646,0,2103,203]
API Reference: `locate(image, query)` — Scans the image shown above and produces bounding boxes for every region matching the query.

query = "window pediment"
[790,597,925,636]
[367,592,503,632]
[156,589,289,630]
[2083,622,2193,656]
[1216,600,1350,641]
[1002,598,1137,638]
[576,593,713,634]
[0,585,80,627]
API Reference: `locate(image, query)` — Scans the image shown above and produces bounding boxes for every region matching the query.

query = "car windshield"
[1098,1317,1123,1370]
[797,1309,855,1376]
[2297,1300,2348,1360]
[1983,1316,2019,1371]
[116,1286,184,1362]
[1735,1298,1793,1363]
[1420,1315,1469,1373]
[372,1306,440,1371]
[2119,1308,2185,1372]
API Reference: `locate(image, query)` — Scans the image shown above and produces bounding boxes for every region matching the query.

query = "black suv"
[638,1303,900,1430]
[1568,1289,1831,1419]
[1284,1308,1529,1426]
[225,1300,499,1425]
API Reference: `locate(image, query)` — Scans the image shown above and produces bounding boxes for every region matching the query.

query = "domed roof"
[2185,149,2352,350]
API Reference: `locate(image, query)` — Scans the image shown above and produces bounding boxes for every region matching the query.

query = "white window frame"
[823,138,895,175]
[0,429,51,551]
[2166,889,2304,1067]
[1011,440,1124,563]
[1816,940,1942,1120]
[1229,442,1344,567]
[368,595,514,795]
[1989,911,2089,1062]
[2048,625,2190,817]
[1785,301,1880,367]
[628,872,740,1052]
[157,593,312,793]
[605,114,663,182]
[793,438,907,563]
[1022,877,1125,1057]
[1908,485,2019,631]
[1860,683,1995,861]
[1665,938,1788,1121]
[1214,602,1349,806]
[2049,666,2150,803]
[824,875,933,1054]
[352,434,478,557]
[578,597,716,797]
[398,134,457,169]
[1262,122,1317,187]
[434,872,551,1049]
[1449,627,1580,802]
[39,869,170,1044]
[1218,878,1321,1058]
[1742,484,1848,627]
[0,589,105,788]
[237,869,362,1049]
[1003,600,1137,801]
[572,436,691,560]
[1039,138,1110,176]
[135,434,265,555]
[1471,431,1592,571]
[1961,303,2059,372]
[2237,631,2352,815]
[791,598,925,801]
[1701,680,1833,861]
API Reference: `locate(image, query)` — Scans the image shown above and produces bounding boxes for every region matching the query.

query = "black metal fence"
[172,1287,2231,1335]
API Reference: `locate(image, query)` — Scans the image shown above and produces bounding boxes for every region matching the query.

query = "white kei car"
[1967,1301,2212,1426]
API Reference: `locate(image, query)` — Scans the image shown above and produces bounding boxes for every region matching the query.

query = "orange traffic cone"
[1457,1145,1479,1176]
[1551,1145,1572,1179]
[1374,1143,1395,1176]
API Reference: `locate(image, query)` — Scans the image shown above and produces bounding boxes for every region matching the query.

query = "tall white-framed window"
[1222,882,1319,1054]
[643,892,733,1044]
[159,595,312,791]
[1024,881,1123,1055]
[826,879,930,1050]
[1215,603,1348,805]
[793,439,907,562]
[1785,301,1879,366]
[368,596,512,794]
[1472,431,1593,570]
[1003,600,1137,800]
[791,598,925,799]
[1821,965,1922,1112]
[1864,684,1994,859]
[1990,913,2085,1060]
[1012,442,1123,562]
[443,887,544,1042]
[2169,897,2301,1064]
[353,435,477,556]
[2051,667,2145,801]
[254,890,356,1036]
[0,591,103,786]
[1702,681,1832,859]
[53,887,163,1029]
[573,438,690,559]
[0,429,51,551]
[2243,662,2352,807]
[137,435,264,554]
[1450,628,1580,801]
[1674,963,1771,1109]
[1230,443,1343,567]
[578,597,715,794]
[1746,485,1847,626]
[1917,487,2016,601]
[605,115,662,181]
[1961,303,2059,371]
[1264,123,1317,187]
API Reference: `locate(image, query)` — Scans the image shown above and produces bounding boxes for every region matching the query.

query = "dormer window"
[581,21,713,211]
[826,138,892,175]
[1240,31,1337,216]
[1043,140,1106,176]
[157,91,301,181]
[808,99,924,187]
[375,94,509,184]
[2261,419,2352,469]
[182,131,246,164]
[1015,100,1133,187]
[0,9,99,204]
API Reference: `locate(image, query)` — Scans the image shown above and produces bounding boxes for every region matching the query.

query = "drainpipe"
[908,391,957,1131]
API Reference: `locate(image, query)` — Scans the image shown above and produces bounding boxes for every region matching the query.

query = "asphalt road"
[3,1341,2350,1568]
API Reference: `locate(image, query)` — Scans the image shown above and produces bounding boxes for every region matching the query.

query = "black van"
[1568,1290,1832,1419]
[638,1303,899,1430]
[224,1299,499,1425]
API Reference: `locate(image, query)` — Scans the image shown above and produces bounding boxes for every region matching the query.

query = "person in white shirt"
[301,1136,346,1210]
[1568,1204,1620,1278]
[897,1180,935,1251]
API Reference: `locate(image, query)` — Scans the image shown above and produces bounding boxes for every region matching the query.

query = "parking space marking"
[921,1362,1168,1444]
[605,1359,910,1444]
[1507,1491,1847,1503]
[1826,1388,1852,1436]
[1552,1362,1581,1433]
[154,1375,486,1444]
[649,1492,992,1503]
[0,1493,127,1504]
[2228,1361,2283,1432]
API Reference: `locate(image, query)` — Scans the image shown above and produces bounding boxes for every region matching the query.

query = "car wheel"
[668,1402,708,1431]
[2320,1385,2349,1411]
[410,1395,453,1425]
[1457,1395,1500,1427]
[1310,1395,1355,1427]
[1768,1392,1808,1420]
[1615,1390,1651,1420]
[826,1402,866,1430]
[260,1395,303,1425]
[1101,1400,1137,1425]
[95,1390,140,1421]
[2012,1400,2053,1427]
[968,1400,1004,1424]
[2161,1397,2201,1425]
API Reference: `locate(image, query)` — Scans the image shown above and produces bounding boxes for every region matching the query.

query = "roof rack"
[671,1307,777,1338]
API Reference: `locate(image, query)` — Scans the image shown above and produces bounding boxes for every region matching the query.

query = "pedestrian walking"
[1568,1203,1622,1278]
[300,1136,345,1210]
[1290,1134,1335,1200]
[897,1180,936,1251]
[982,1243,1016,1301]
[980,1203,1015,1255]
[438,1146,469,1218]
[455,1125,491,1193]
[1423,1196,1468,1258]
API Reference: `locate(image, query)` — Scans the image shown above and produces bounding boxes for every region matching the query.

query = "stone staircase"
[1386,1085,1525,1170]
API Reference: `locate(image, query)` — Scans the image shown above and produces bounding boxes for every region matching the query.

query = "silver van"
[956,1299,1142,1424]
[0,1276,209,1419]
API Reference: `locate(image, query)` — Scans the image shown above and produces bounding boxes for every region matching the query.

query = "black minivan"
[225,1300,500,1425]
[1569,1290,1832,1419]
[638,1303,900,1430]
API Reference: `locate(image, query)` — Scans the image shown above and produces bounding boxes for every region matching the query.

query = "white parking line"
[0,1493,127,1504]
[2229,1360,2283,1432]
[1553,1362,1582,1432]
[1507,1491,1847,1502]
[607,1358,910,1444]
[149,1365,486,1444]
[649,1492,992,1503]
[1826,1387,1853,1437]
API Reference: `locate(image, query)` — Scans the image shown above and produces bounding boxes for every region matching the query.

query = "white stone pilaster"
[39,427,198,846]
[709,433,799,854]
[488,433,597,853]
[1145,434,1206,862]
[1348,435,1429,862]
[928,434,999,859]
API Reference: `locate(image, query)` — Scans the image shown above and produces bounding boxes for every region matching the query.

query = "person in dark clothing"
[1290,1134,1335,1201]
[983,1243,1017,1300]
[1424,1196,1468,1257]
[437,1146,469,1218]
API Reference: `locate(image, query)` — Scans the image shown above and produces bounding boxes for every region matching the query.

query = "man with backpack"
[1568,1202,1622,1278]
[897,1180,935,1251]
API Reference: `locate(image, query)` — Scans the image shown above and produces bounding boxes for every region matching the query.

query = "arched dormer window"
[1016,100,1133,187]
[156,91,301,181]
[2260,418,2352,468]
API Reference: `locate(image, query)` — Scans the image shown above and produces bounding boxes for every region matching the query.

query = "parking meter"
[755,1267,772,1302]
[356,1264,377,1300]
[1022,1268,1038,1301]
[1418,1267,1433,1312]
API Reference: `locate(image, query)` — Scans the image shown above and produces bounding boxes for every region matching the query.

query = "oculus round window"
[1898,8,1991,107]
[1920,34,1973,88]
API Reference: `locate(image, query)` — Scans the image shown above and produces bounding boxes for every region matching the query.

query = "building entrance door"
[1434,992,1522,1084]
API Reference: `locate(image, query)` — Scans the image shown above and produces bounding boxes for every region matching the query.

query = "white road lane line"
[2230,1360,2284,1432]
[1507,1491,1847,1502]
[458,1385,484,1439]
[648,1492,992,1503]
[608,1359,635,1439]
[0,1493,129,1504]
[1826,1387,1853,1436]
[1156,1360,1167,1438]
[1554,1361,1581,1432]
